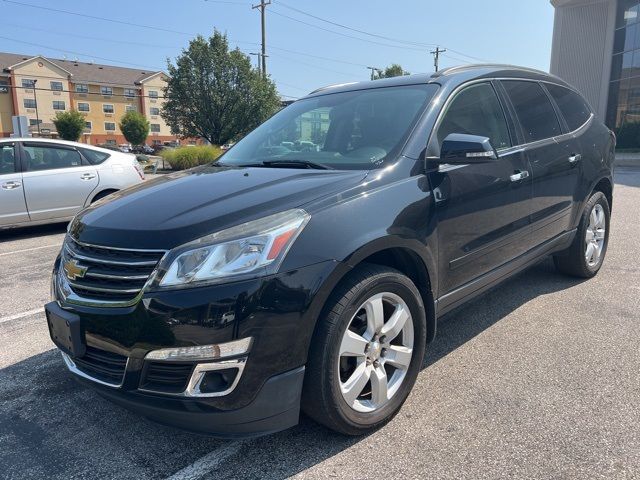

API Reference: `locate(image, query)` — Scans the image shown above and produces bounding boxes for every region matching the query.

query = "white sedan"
[0,138,145,228]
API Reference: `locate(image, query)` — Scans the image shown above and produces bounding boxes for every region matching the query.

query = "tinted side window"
[22,145,83,171]
[437,82,511,150]
[502,81,561,143]
[79,148,110,165]
[0,144,16,174]
[545,84,592,131]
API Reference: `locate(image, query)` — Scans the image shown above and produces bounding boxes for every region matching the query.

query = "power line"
[274,1,437,48]
[0,35,165,71]
[268,9,425,51]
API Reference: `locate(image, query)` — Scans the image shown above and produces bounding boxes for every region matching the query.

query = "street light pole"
[32,79,41,136]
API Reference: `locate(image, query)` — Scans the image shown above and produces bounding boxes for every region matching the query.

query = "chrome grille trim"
[64,244,159,266]
[57,235,167,308]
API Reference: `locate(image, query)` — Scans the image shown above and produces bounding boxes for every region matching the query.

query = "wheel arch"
[592,176,613,212]
[90,188,119,204]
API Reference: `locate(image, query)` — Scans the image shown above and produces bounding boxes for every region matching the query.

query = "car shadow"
[0,259,586,479]
[0,222,68,242]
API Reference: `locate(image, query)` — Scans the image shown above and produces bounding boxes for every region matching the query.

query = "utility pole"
[252,0,271,77]
[367,66,382,81]
[430,46,446,72]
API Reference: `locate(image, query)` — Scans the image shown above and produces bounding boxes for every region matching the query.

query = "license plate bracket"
[45,301,85,358]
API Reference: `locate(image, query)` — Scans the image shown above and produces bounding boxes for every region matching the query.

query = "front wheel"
[554,191,610,278]
[302,264,427,435]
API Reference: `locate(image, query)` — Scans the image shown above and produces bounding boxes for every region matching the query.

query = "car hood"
[70,165,368,249]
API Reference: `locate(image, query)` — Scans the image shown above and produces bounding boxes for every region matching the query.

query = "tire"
[302,263,427,435]
[554,191,610,278]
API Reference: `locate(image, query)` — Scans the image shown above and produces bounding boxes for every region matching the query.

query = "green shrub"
[160,145,223,170]
[616,122,640,149]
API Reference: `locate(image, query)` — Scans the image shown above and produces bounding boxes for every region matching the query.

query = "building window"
[105,139,117,145]
[21,78,35,88]
[103,104,114,113]
[125,105,136,112]
[76,84,89,93]
[101,86,113,96]
[52,101,66,110]
[148,90,158,99]
[124,88,136,98]
[85,121,92,130]
[0,80,8,94]
[23,98,37,109]
[50,81,63,91]
[29,119,42,126]
[104,122,116,131]
[77,102,90,112]
[150,123,160,132]
[149,107,160,115]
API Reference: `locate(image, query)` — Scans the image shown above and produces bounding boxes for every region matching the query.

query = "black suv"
[46,65,614,437]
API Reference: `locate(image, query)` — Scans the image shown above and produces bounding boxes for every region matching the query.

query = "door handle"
[568,153,582,165]
[1,181,21,190]
[510,170,530,182]
[80,173,96,180]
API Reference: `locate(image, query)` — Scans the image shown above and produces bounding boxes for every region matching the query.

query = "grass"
[160,145,223,170]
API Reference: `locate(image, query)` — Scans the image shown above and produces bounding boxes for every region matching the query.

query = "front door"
[427,81,533,297]
[0,142,29,226]
[20,142,99,221]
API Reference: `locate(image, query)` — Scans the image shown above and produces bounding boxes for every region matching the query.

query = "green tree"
[374,64,410,80]
[52,110,86,141]
[162,30,280,145]
[119,111,150,145]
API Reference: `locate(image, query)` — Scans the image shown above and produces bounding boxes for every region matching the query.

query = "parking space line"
[0,308,44,325]
[165,442,244,480]
[0,244,61,257]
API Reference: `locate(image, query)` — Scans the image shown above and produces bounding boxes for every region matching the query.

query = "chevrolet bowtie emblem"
[63,259,88,281]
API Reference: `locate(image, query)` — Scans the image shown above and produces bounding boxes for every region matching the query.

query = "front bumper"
[50,258,340,437]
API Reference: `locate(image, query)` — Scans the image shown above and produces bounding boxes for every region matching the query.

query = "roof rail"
[308,81,359,95]
[430,63,550,79]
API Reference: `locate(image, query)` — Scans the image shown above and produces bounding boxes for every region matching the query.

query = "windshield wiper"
[262,159,334,170]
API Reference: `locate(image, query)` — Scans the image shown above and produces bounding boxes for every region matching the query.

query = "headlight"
[154,209,310,288]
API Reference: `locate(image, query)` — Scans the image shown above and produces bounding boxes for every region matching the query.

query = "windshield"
[220,84,438,170]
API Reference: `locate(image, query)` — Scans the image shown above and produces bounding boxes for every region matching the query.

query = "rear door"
[21,142,99,221]
[427,81,533,296]
[501,80,581,245]
[0,142,29,226]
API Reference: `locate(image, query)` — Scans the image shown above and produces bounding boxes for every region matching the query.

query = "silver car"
[0,138,145,228]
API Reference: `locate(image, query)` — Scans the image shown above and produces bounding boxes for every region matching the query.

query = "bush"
[119,111,150,146]
[160,145,223,170]
[53,110,86,141]
[616,122,640,149]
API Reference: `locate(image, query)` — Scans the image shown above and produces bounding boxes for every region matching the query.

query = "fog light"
[199,368,239,394]
[144,337,252,362]
[185,358,246,397]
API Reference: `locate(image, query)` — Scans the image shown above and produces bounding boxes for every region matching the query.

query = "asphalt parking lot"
[1,168,639,480]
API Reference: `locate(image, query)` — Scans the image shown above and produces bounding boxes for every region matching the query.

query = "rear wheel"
[554,191,610,278]
[302,264,427,435]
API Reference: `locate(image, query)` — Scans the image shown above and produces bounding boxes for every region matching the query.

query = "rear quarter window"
[79,148,111,165]
[545,84,592,131]
[501,80,561,143]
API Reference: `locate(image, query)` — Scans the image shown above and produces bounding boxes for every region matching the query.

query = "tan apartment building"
[0,52,186,146]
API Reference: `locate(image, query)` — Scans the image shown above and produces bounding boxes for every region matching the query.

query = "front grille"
[73,346,128,385]
[62,237,165,304]
[140,362,194,394]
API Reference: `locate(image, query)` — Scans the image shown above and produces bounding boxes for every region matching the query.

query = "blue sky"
[0,0,555,99]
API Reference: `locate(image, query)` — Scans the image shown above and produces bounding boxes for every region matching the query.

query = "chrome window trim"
[428,76,595,159]
[138,358,247,398]
[60,351,128,388]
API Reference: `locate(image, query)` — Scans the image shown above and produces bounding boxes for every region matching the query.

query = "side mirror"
[439,133,498,164]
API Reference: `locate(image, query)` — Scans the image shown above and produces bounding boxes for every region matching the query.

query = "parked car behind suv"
[0,138,144,228]
[46,65,614,437]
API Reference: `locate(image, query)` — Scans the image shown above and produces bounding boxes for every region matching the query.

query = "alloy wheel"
[585,203,606,267]
[338,292,414,413]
